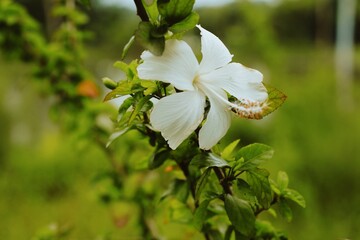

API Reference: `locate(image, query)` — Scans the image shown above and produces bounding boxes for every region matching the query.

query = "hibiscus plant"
[103,0,305,239]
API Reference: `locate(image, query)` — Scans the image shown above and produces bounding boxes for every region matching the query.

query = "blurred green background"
[1,0,359,239]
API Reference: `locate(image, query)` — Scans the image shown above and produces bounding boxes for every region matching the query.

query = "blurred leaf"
[236,143,274,171]
[149,149,170,169]
[169,199,193,223]
[247,168,272,209]
[234,230,249,240]
[221,139,240,160]
[191,153,230,169]
[53,6,88,24]
[277,171,289,191]
[283,189,306,208]
[161,179,189,203]
[193,199,210,230]
[195,168,212,202]
[207,229,223,240]
[32,223,72,240]
[224,226,234,240]
[267,208,277,218]
[169,11,199,33]
[77,0,91,8]
[254,220,279,239]
[224,194,255,236]
[135,21,164,56]
[278,198,292,222]
[262,85,287,117]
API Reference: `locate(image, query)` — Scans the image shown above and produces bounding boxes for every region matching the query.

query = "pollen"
[230,99,268,120]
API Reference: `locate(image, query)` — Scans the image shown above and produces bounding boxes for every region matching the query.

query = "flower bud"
[102,77,117,90]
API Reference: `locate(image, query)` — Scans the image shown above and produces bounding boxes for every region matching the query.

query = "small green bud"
[102,77,117,90]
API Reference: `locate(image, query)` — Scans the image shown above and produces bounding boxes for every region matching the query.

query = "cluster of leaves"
[102,60,158,147]
[126,0,200,56]
[33,0,92,99]
[0,0,45,61]
[148,138,306,239]
[0,0,103,133]
[197,142,305,239]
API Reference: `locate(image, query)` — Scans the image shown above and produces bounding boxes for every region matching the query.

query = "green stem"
[177,160,197,201]
[213,167,233,195]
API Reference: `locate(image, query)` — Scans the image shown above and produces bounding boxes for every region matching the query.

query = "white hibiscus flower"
[137,25,268,150]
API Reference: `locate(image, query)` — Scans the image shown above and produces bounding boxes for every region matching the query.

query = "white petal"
[138,39,199,91]
[150,91,205,149]
[200,63,268,102]
[199,87,231,150]
[197,25,233,75]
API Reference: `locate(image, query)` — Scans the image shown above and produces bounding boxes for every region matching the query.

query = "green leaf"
[103,81,145,101]
[236,143,274,171]
[135,21,165,56]
[207,229,223,240]
[261,85,287,117]
[106,127,130,148]
[278,198,292,222]
[221,139,240,160]
[277,171,289,191]
[283,189,306,208]
[169,11,199,33]
[193,199,210,230]
[233,179,256,204]
[234,231,249,240]
[224,194,255,237]
[128,95,152,124]
[195,168,212,202]
[224,226,234,240]
[247,169,273,209]
[157,0,195,25]
[141,80,158,95]
[149,149,170,169]
[113,61,128,73]
[117,111,132,127]
[254,220,277,238]
[118,97,135,117]
[191,153,230,169]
